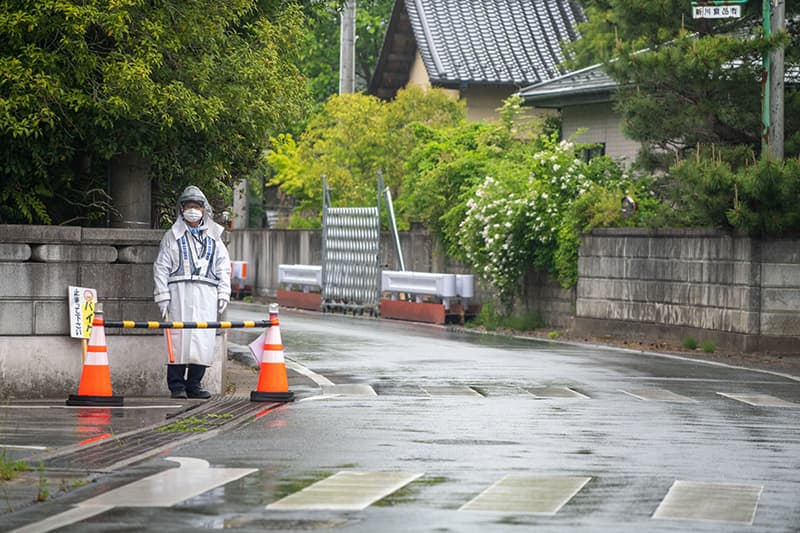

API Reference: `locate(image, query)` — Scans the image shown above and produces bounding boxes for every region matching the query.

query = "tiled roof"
[406,0,585,86]
[519,60,800,108]
[518,63,617,106]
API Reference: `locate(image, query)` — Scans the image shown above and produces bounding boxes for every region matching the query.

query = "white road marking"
[517,335,800,384]
[0,444,48,450]
[653,480,762,524]
[8,457,256,533]
[421,385,483,397]
[717,392,800,408]
[525,386,589,399]
[286,359,335,386]
[619,388,696,403]
[321,384,377,396]
[267,470,423,511]
[627,377,786,383]
[460,475,591,514]
[10,505,114,533]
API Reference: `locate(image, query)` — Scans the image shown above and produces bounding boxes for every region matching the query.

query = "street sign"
[693,5,743,18]
[69,285,97,339]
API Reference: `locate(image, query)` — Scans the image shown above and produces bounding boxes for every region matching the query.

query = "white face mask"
[183,208,203,223]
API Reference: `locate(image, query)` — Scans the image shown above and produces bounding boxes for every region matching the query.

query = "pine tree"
[567,0,800,169]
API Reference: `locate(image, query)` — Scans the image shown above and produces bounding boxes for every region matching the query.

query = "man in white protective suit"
[153,185,231,399]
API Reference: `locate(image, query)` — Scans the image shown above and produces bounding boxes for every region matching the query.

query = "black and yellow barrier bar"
[104,320,273,329]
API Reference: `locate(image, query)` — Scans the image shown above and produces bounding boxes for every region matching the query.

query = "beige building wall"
[561,103,640,165]
[460,86,518,122]
[407,52,543,124]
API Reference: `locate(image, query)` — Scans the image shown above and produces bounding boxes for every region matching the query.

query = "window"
[580,143,606,162]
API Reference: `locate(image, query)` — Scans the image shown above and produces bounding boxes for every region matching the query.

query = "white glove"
[158,300,170,319]
[218,300,228,314]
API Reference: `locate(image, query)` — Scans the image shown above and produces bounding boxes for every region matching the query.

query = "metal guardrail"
[278,264,322,292]
[381,271,474,310]
[279,264,475,312]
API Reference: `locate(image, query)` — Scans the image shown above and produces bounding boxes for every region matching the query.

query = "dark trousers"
[167,364,207,392]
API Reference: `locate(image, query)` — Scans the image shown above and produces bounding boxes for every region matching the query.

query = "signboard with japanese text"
[68,286,97,339]
[692,5,743,18]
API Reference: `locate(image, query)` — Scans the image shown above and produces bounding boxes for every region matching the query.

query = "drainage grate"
[43,398,272,472]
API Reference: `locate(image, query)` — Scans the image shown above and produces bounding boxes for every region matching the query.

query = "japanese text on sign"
[693,5,742,18]
[68,286,97,339]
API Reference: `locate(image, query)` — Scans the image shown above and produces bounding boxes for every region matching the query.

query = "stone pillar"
[110,152,151,228]
[232,179,248,229]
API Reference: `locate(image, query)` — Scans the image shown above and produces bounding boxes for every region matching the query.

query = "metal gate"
[321,179,381,315]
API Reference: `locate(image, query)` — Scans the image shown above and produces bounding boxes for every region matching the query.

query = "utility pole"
[762,0,785,160]
[339,0,356,94]
[768,0,785,160]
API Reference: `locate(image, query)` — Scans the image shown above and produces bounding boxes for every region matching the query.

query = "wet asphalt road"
[4,308,800,532]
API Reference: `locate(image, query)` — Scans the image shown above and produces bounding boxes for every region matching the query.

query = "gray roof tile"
[405,0,585,86]
[519,63,616,102]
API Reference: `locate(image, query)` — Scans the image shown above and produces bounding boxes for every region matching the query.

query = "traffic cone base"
[67,394,124,407]
[250,390,295,402]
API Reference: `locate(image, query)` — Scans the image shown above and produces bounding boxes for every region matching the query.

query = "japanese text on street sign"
[693,5,742,18]
[69,286,97,339]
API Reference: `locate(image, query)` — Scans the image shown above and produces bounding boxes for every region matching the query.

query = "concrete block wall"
[576,228,800,353]
[0,225,226,398]
[515,268,575,328]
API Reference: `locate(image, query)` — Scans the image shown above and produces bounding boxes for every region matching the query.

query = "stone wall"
[576,228,800,353]
[0,225,226,398]
[7,223,794,399]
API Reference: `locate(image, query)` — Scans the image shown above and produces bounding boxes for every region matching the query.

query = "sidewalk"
[0,352,313,520]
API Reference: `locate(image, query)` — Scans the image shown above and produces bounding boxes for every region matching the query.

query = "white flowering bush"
[458,133,629,308]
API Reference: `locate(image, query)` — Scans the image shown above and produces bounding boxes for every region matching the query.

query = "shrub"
[457,132,662,308]
[666,150,800,235]
[702,341,716,353]
[683,337,698,350]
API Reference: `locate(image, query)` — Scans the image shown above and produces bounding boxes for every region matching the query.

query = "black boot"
[167,364,188,399]
[186,364,211,399]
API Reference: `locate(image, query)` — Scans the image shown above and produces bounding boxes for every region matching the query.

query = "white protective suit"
[153,188,231,366]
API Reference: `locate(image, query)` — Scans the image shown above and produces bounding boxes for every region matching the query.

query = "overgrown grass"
[0,450,28,481]
[702,341,716,353]
[467,303,546,332]
[36,462,48,501]
[156,413,234,433]
[682,337,699,350]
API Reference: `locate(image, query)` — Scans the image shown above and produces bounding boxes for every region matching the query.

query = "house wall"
[460,86,517,122]
[408,53,550,125]
[561,103,640,165]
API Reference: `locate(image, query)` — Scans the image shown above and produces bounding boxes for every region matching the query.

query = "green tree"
[0,0,309,225]
[567,0,800,169]
[296,0,393,104]
[266,87,465,227]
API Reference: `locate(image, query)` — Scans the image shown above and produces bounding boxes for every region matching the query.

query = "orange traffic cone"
[67,304,124,406]
[250,303,294,402]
